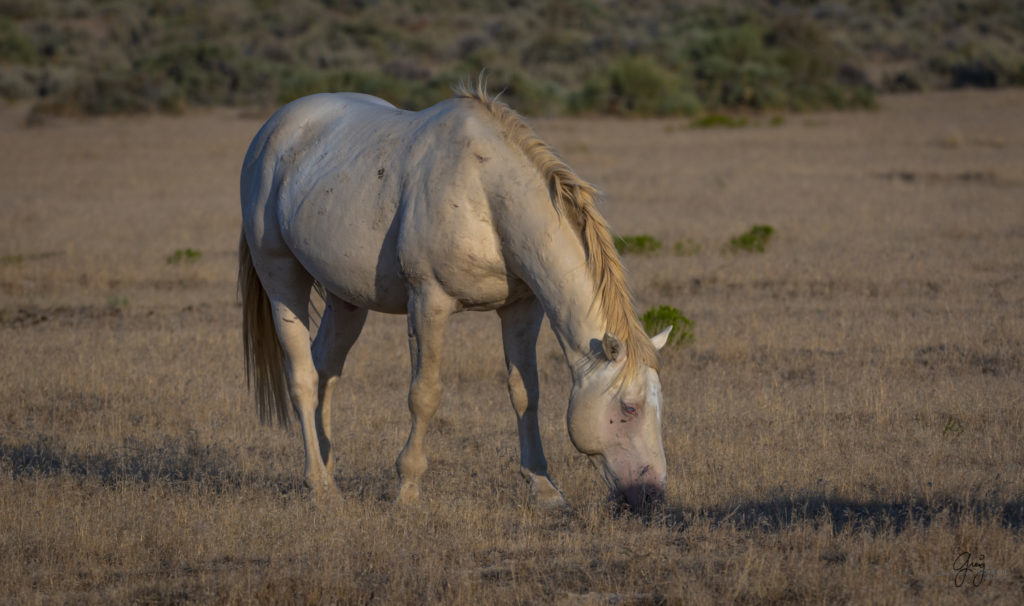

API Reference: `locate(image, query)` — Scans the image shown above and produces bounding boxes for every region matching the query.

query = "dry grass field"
[1,89,1022,604]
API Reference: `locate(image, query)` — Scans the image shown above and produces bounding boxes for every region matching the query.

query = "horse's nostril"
[638,465,650,478]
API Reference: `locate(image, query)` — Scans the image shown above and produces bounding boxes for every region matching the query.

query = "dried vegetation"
[1,89,1023,603]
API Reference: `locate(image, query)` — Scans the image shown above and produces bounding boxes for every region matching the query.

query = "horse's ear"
[602,332,624,362]
[650,326,672,351]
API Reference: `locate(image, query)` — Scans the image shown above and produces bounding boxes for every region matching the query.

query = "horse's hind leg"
[395,286,455,504]
[498,297,566,509]
[311,293,367,478]
[256,255,335,494]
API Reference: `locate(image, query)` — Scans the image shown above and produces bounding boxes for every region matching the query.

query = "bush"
[0,17,36,63]
[607,55,696,116]
[613,234,662,255]
[569,55,702,116]
[641,305,694,347]
[728,225,775,253]
[8,0,1024,118]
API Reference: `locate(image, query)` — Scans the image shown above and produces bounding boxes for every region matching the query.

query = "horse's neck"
[492,181,604,375]
[533,242,604,376]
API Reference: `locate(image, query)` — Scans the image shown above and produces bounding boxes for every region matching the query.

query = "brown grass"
[1,90,1023,604]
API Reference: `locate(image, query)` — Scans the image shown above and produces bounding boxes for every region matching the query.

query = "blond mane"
[454,82,658,377]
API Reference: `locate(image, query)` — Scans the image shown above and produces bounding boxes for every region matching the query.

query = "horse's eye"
[622,403,637,416]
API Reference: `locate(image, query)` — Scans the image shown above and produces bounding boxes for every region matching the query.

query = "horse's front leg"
[395,286,454,503]
[498,297,566,509]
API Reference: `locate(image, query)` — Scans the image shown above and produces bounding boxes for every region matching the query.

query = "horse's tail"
[238,231,291,426]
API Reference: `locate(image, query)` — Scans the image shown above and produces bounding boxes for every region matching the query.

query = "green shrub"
[641,305,694,347]
[9,0,1019,118]
[500,70,565,117]
[728,225,775,253]
[613,234,662,255]
[570,55,701,116]
[608,55,693,116]
[0,17,36,63]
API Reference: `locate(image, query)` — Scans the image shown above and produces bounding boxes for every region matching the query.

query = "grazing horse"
[238,84,671,510]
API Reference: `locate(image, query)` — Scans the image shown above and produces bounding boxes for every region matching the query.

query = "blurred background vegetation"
[1,0,1022,120]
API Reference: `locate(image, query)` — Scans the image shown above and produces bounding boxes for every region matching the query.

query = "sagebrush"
[13,0,1024,119]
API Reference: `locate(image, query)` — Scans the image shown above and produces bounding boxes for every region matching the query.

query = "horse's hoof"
[304,475,339,498]
[528,476,567,511]
[533,492,569,511]
[396,482,421,505]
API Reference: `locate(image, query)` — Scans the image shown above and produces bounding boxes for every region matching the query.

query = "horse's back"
[241,93,520,314]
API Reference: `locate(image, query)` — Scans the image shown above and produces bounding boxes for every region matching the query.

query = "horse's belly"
[282,193,408,314]
[316,254,408,314]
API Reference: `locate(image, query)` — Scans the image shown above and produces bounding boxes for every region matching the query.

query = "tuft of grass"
[106,295,129,308]
[2,253,25,265]
[166,248,202,264]
[641,305,694,347]
[613,234,662,255]
[728,225,775,253]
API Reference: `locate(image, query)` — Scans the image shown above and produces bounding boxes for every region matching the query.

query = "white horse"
[238,84,671,510]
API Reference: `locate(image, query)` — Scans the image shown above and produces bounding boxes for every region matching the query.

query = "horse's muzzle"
[592,455,666,513]
[619,481,666,513]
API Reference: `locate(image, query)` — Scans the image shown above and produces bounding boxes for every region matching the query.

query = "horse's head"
[567,327,671,512]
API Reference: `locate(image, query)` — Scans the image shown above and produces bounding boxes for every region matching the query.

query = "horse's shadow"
[661,494,1024,535]
[5,436,1022,534]
[1,434,394,501]
[0,434,300,495]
